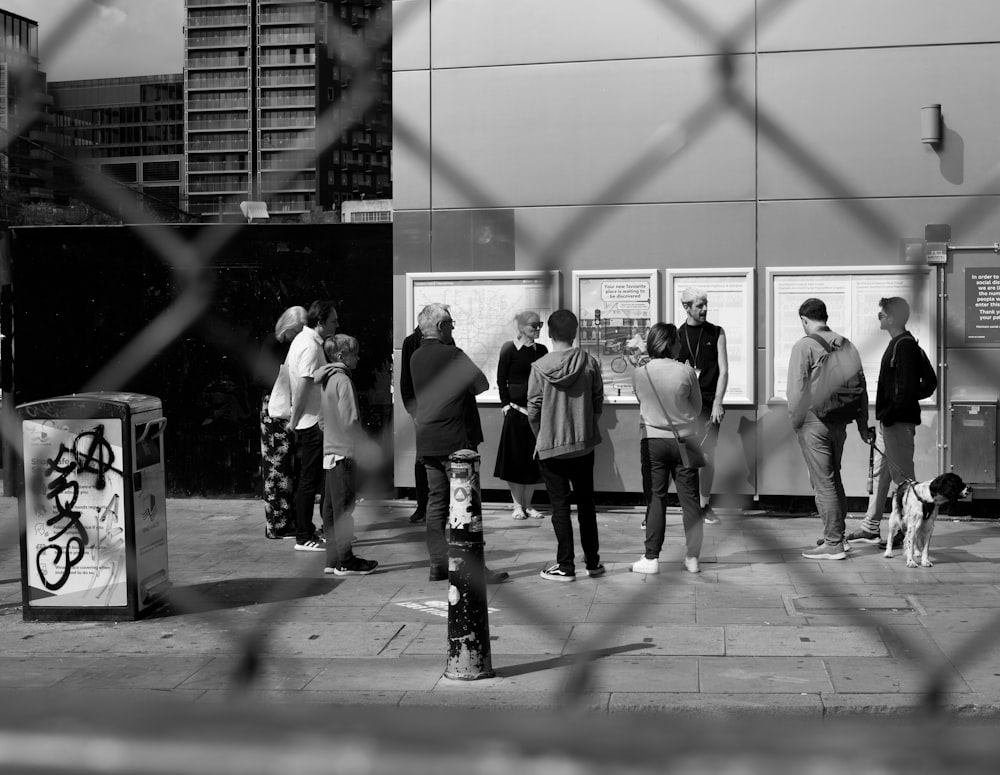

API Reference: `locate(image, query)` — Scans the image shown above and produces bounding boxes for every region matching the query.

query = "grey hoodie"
[527,347,604,460]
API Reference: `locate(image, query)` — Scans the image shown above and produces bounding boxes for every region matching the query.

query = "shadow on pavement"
[153,577,338,617]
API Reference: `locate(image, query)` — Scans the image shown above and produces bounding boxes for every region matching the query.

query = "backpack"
[891,334,938,400]
[807,334,867,420]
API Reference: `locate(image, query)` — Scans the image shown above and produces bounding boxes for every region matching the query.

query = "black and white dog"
[883,473,971,568]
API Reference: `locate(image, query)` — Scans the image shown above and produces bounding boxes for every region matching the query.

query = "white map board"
[767,266,937,403]
[406,271,561,403]
[666,268,755,405]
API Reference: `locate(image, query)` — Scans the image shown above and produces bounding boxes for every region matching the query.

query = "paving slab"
[725,625,888,657]
[307,656,445,691]
[825,657,971,694]
[178,657,331,691]
[567,624,725,656]
[698,656,832,693]
[404,624,572,656]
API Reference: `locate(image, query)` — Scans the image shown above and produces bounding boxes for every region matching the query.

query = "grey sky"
[4,0,184,82]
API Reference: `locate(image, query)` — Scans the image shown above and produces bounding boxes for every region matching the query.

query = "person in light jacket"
[527,309,604,582]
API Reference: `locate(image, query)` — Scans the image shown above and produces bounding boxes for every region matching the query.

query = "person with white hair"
[257,305,307,539]
[677,287,729,524]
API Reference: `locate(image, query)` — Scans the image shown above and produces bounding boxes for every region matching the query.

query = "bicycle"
[610,349,650,373]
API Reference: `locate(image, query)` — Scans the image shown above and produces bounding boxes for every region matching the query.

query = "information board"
[406,271,561,403]
[767,266,937,403]
[965,267,1000,344]
[572,270,658,401]
[666,268,755,405]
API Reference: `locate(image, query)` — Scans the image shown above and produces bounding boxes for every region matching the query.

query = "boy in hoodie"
[527,309,605,581]
[319,334,378,576]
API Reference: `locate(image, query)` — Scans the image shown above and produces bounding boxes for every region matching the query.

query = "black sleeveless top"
[677,321,722,404]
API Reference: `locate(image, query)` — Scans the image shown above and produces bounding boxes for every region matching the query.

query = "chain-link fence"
[2,0,1000,771]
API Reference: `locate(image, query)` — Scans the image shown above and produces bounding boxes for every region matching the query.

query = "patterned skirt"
[260,395,297,537]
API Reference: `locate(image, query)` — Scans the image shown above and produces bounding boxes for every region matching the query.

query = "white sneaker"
[683,557,700,573]
[631,556,659,574]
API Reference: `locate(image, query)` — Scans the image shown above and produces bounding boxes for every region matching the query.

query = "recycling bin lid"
[18,392,162,415]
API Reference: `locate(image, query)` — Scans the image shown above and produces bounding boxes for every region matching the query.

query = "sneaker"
[702,506,721,525]
[586,564,606,578]
[814,537,851,552]
[408,510,426,524]
[683,557,700,574]
[512,508,528,520]
[486,568,510,584]
[879,530,906,551]
[525,508,545,519]
[294,539,325,552]
[329,557,378,576]
[640,519,646,529]
[540,563,575,582]
[631,556,659,574]
[846,528,880,544]
[802,543,847,560]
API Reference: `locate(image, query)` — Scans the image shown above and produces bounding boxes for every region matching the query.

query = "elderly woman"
[631,323,704,574]
[258,305,307,539]
[494,310,549,519]
[677,287,729,525]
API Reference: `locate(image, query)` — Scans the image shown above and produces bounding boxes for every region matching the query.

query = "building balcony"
[188,180,250,194]
[186,0,247,7]
[187,14,249,28]
[187,99,250,111]
[187,78,250,90]
[188,120,250,132]
[188,139,250,152]
[188,160,249,173]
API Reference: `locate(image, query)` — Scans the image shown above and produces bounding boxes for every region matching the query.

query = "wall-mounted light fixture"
[921,104,942,145]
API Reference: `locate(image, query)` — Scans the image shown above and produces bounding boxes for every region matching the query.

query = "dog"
[883,473,971,568]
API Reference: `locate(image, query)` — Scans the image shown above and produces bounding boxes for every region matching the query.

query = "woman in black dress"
[494,311,548,519]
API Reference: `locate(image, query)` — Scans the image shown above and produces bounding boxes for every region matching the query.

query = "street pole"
[444,449,495,680]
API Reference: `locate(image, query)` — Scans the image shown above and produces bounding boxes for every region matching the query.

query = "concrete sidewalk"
[1,495,999,717]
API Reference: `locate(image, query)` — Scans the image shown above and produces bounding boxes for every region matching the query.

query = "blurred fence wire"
[2,0,1000,772]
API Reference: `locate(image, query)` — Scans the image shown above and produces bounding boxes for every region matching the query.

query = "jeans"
[294,424,323,543]
[642,437,703,560]
[423,455,451,571]
[795,421,848,545]
[321,459,357,567]
[861,421,916,532]
[538,451,599,571]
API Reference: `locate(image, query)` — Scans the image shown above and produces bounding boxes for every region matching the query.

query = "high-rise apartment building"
[184,0,390,221]
[48,74,185,219]
[0,9,53,216]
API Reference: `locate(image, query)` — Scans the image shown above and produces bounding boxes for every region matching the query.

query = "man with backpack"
[787,298,870,560]
[847,296,937,548]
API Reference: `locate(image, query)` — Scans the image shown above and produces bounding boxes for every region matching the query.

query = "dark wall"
[5,223,392,495]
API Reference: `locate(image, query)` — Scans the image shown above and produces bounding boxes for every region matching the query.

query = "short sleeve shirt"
[287,327,325,430]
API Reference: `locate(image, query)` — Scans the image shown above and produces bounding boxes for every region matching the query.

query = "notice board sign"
[767,266,937,404]
[666,268,755,406]
[966,267,1000,344]
[406,271,561,403]
[572,269,659,402]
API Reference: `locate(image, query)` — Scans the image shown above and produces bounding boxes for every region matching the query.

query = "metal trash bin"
[18,392,170,621]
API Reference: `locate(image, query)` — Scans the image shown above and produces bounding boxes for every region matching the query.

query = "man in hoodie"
[787,298,870,561]
[318,334,378,576]
[527,309,605,582]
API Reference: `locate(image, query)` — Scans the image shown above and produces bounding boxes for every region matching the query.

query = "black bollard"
[444,448,495,680]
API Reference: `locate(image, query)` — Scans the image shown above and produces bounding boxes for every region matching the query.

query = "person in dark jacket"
[847,297,924,545]
[399,326,429,523]
[410,303,508,583]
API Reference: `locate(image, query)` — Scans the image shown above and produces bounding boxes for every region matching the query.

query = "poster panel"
[407,272,560,403]
[22,418,128,607]
[965,267,1000,344]
[768,267,936,403]
[666,269,755,405]
[572,270,658,401]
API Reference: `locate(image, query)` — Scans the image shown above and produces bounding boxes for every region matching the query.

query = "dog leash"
[867,437,917,485]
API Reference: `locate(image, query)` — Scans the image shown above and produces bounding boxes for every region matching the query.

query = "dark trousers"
[423,455,451,571]
[642,437,703,559]
[294,424,323,543]
[538,451,599,571]
[321,459,357,567]
[414,457,429,514]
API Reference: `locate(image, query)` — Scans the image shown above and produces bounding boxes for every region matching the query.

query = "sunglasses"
[527,322,543,329]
